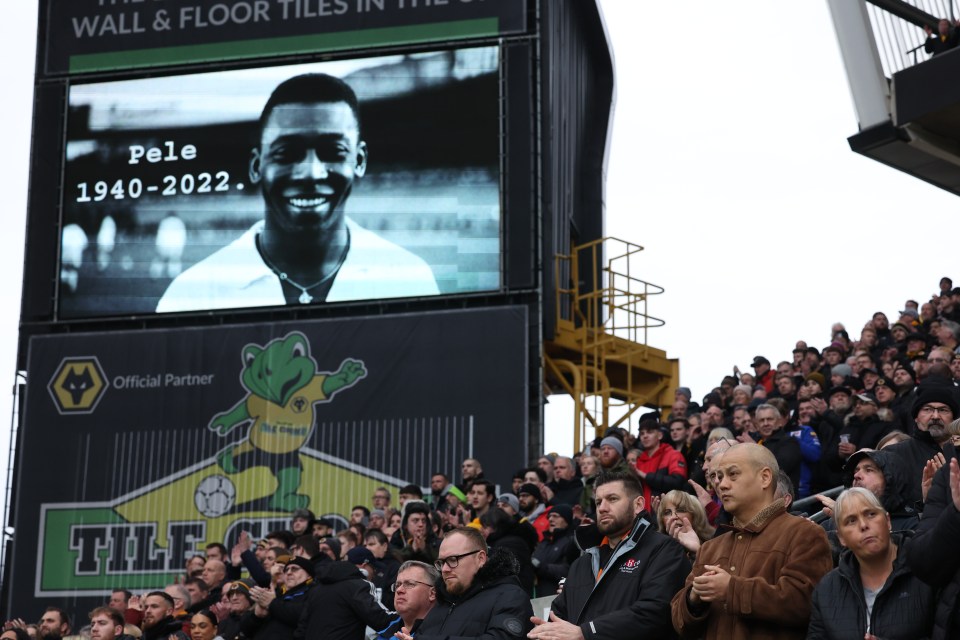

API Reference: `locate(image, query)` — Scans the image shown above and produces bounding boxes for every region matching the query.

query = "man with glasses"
[376,561,438,639]
[372,487,392,511]
[531,471,689,640]
[397,527,532,640]
[887,382,959,504]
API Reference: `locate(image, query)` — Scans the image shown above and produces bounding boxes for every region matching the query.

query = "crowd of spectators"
[6,277,960,639]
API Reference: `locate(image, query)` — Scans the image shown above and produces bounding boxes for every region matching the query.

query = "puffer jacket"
[415,546,533,640]
[486,519,538,596]
[807,532,934,639]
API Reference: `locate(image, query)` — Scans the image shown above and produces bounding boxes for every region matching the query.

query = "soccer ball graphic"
[194,475,236,518]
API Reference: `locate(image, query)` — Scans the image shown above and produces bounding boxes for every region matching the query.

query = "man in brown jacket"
[671,443,831,639]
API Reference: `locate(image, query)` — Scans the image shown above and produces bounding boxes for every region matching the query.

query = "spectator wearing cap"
[496,493,520,517]
[218,580,255,640]
[241,558,314,640]
[810,386,853,493]
[823,343,845,372]
[752,356,775,394]
[531,504,579,598]
[517,483,550,542]
[906,332,929,360]
[478,505,538,595]
[290,509,315,536]
[311,517,335,539]
[317,536,342,562]
[874,376,912,434]
[828,363,852,390]
[368,509,386,531]
[890,322,911,350]
[861,367,881,392]
[347,546,387,600]
[892,362,918,397]
[598,435,631,474]
[676,387,700,414]
[799,372,826,401]
[886,381,959,505]
[634,418,688,508]
[824,391,893,481]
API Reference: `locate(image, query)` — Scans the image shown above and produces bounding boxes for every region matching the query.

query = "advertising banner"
[44,0,528,74]
[10,306,527,614]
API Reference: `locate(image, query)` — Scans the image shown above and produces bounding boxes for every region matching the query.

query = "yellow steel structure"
[544,237,679,453]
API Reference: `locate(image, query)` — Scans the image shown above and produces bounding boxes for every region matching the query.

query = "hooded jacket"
[552,514,690,640]
[808,532,933,640]
[415,546,533,640]
[820,449,920,562]
[294,561,397,640]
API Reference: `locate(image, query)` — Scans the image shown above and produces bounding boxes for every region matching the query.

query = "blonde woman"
[656,489,714,558]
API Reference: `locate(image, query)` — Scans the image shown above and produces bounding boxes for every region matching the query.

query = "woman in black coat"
[807,488,934,640]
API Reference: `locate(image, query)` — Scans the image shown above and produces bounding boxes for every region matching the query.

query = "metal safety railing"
[554,237,665,350]
[550,238,672,450]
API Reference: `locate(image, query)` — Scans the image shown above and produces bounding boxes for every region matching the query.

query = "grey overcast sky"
[0,3,956,463]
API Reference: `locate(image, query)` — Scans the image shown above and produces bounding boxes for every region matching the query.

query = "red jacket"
[635,443,688,507]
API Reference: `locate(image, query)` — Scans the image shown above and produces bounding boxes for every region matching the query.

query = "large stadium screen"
[58,45,501,318]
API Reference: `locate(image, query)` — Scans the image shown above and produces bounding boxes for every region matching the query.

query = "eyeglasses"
[391,579,434,592]
[919,405,952,415]
[434,549,482,571]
